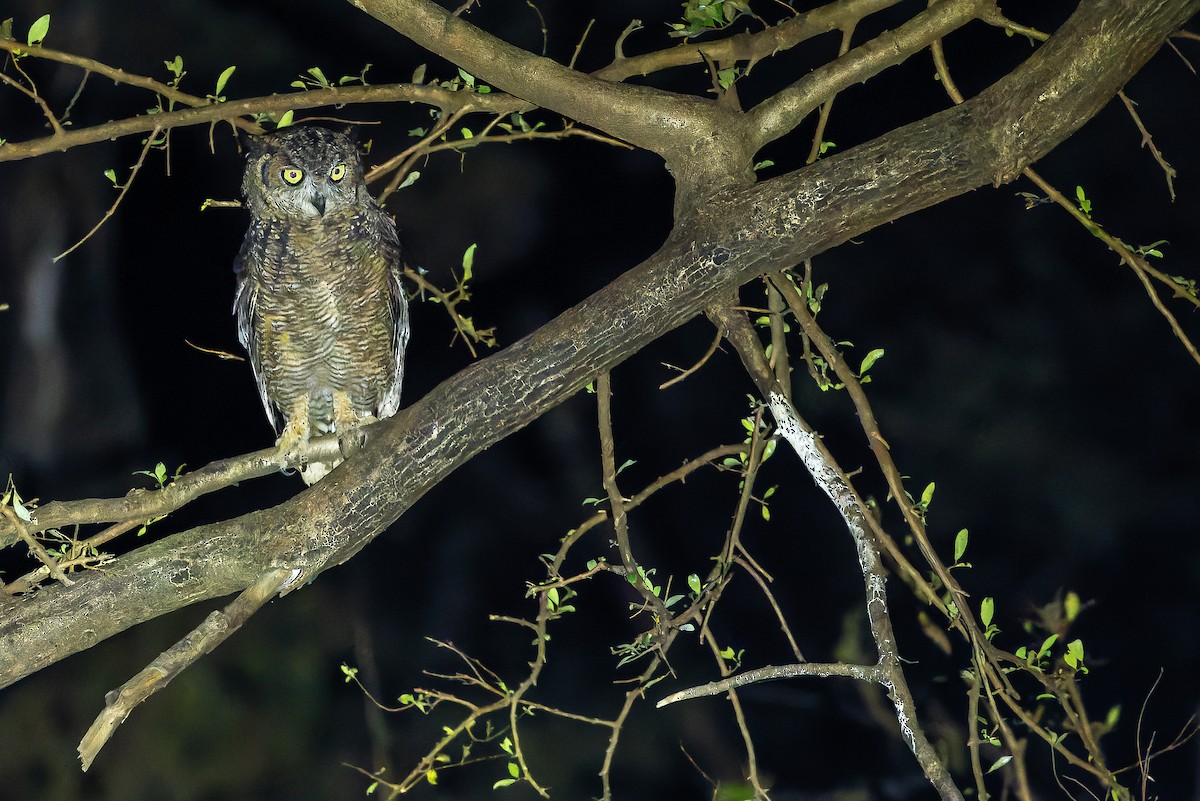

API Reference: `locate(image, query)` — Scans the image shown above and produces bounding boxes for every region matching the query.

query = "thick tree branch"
[1,0,1193,690]
[347,0,755,183]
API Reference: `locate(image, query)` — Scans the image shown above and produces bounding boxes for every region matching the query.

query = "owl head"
[241,125,367,219]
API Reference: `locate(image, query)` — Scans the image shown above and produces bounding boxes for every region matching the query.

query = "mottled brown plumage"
[234,125,409,484]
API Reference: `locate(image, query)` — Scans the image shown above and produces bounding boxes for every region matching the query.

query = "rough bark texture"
[1,0,1195,689]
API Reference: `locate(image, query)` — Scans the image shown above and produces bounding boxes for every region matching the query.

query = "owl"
[233,125,409,484]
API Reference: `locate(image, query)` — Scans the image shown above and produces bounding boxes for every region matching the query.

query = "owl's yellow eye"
[329,163,347,182]
[281,167,305,185]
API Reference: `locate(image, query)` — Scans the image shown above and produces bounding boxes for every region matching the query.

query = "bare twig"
[0,69,65,135]
[569,18,596,71]
[1121,90,1177,200]
[659,328,724,389]
[54,125,160,262]
[78,566,294,770]
[659,660,887,707]
[594,0,899,82]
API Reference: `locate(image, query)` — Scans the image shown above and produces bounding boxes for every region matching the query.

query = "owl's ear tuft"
[339,124,363,147]
[240,131,270,160]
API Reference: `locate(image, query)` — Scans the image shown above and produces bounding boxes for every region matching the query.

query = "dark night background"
[1,1,1198,799]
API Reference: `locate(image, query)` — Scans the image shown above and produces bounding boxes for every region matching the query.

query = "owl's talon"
[336,416,376,459]
[275,402,311,470]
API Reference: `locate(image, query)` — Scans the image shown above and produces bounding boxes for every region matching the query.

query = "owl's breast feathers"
[234,204,409,436]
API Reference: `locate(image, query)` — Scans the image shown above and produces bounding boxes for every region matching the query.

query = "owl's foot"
[276,397,312,469]
[332,391,377,460]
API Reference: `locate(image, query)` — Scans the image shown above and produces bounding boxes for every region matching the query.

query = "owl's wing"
[376,210,409,420]
[232,237,280,432]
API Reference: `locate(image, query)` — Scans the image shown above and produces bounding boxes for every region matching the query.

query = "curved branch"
[1,0,1192,690]
[348,0,753,179]
[591,0,900,82]
[747,0,992,150]
[0,83,528,163]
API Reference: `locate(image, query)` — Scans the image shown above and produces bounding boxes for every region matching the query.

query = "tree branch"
[747,0,992,150]
[347,0,754,182]
[591,0,900,82]
[2,0,1192,691]
[0,82,528,163]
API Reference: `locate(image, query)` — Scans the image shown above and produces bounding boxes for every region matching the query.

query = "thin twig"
[1117,90,1176,200]
[54,125,160,262]
[0,69,64,135]
[659,660,887,707]
[569,18,596,71]
[659,328,723,389]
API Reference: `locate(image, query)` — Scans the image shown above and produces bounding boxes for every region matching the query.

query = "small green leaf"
[462,243,477,281]
[27,13,49,46]
[397,170,420,190]
[687,573,702,594]
[1065,638,1085,670]
[1037,633,1058,658]
[1075,185,1092,216]
[1105,704,1121,728]
[986,755,1012,773]
[1064,590,1081,622]
[980,597,994,627]
[920,482,935,507]
[276,110,295,128]
[214,65,236,97]
[953,528,969,562]
[753,159,775,171]
[307,66,328,85]
[10,492,30,522]
[103,168,118,185]
[507,761,519,778]
[859,348,885,375]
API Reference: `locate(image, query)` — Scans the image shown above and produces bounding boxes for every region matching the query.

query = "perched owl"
[233,125,409,484]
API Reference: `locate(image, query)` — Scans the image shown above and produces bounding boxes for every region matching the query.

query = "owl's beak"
[310,193,327,216]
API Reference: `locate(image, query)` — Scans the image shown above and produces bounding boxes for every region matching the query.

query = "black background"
[1,2,1198,799]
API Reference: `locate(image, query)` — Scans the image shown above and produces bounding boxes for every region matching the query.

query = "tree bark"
[1,0,1194,689]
